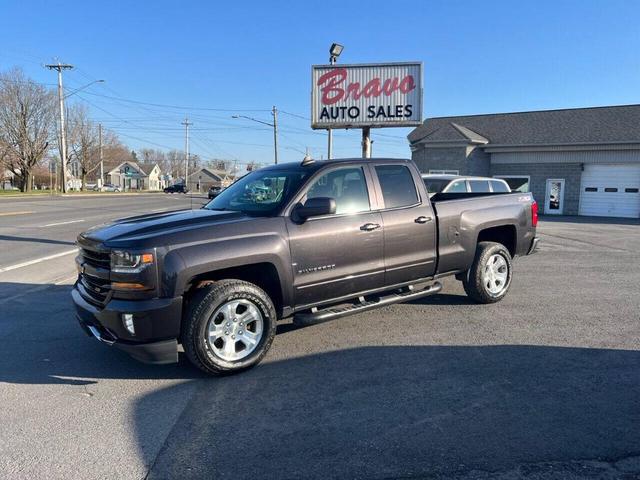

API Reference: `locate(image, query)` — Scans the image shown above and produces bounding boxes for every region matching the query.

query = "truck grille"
[80,247,110,270]
[79,274,111,306]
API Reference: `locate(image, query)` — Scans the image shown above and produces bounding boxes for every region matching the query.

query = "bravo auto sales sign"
[311,62,423,129]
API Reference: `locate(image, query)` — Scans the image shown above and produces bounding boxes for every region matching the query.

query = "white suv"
[421,174,511,197]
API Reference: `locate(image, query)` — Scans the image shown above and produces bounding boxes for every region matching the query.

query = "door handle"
[414,216,432,224]
[360,223,381,231]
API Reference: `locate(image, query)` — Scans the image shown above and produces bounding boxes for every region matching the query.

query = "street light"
[232,107,279,164]
[64,79,105,99]
[327,43,344,160]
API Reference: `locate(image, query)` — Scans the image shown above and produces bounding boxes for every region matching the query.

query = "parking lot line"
[0,249,78,273]
[41,219,86,227]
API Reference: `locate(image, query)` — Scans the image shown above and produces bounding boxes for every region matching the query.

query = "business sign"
[311,62,423,129]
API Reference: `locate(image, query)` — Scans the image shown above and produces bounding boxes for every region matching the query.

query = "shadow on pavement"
[0,234,76,246]
[142,344,640,479]
[1,282,639,479]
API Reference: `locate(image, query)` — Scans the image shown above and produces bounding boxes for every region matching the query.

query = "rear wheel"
[182,280,277,375]
[462,241,513,304]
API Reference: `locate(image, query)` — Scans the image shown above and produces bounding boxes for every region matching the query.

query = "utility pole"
[272,106,279,165]
[327,57,335,160]
[46,62,74,193]
[181,118,192,187]
[98,123,104,189]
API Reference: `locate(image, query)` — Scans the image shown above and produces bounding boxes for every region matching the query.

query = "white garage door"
[579,164,640,218]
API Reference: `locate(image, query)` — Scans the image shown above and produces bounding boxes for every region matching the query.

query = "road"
[0,197,639,479]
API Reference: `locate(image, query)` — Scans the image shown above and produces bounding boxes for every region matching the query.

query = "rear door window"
[490,180,510,192]
[445,180,468,193]
[375,165,419,208]
[468,180,491,193]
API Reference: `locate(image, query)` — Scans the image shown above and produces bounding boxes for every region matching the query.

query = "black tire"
[462,241,513,304]
[181,280,277,375]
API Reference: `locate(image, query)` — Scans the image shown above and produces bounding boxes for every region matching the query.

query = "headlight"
[110,250,154,273]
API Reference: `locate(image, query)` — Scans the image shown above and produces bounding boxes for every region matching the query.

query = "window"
[496,176,529,193]
[468,180,491,193]
[205,169,311,216]
[585,187,598,192]
[490,180,510,193]
[604,188,618,193]
[429,169,459,175]
[625,188,639,193]
[446,180,468,193]
[423,178,451,194]
[376,165,419,208]
[306,167,370,215]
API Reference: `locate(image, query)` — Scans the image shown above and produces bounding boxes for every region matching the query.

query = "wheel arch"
[183,262,285,319]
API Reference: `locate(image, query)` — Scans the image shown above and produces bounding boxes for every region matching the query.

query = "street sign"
[311,62,423,130]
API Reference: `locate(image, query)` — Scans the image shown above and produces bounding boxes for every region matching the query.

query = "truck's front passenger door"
[286,165,384,308]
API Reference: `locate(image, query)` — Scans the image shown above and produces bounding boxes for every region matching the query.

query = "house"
[107,161,166,191]
[187,167,235,192]
[408,104,640,218]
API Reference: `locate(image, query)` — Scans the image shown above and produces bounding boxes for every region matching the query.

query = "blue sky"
[1,0,639,166]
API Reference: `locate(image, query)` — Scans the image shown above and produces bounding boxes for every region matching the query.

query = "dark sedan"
[208,185,224,199]
[164,184,189,194]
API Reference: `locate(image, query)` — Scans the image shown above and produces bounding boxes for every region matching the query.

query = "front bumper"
[72,285,182,364]
[527,236,540,255]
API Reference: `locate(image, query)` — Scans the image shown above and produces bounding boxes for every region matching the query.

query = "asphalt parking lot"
[0,196,639,479]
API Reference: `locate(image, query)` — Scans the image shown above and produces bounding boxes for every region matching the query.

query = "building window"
[429,169,459,175]
[625,188,639,193]
[604,188,618,192]
[585,187,598,192]
[495,176,530,193]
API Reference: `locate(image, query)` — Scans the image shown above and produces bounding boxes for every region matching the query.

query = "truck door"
[372,164,437,285]
[286,165,385,308]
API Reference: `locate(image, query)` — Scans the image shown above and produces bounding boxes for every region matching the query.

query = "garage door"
[579,164,640,218]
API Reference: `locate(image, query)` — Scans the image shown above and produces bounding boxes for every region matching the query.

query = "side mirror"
[294,197,336,222]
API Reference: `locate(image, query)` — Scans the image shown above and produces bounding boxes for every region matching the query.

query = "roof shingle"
[408,104,640,146]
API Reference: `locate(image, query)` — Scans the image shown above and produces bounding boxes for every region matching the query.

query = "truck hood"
[80,208,247,245]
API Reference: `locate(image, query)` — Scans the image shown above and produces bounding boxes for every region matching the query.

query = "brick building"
[408,105,640,218]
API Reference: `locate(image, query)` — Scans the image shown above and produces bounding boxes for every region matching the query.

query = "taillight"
[531,200,538,227]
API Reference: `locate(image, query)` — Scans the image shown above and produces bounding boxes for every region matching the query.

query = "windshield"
[204,168,310,216]
[423,178,451,193]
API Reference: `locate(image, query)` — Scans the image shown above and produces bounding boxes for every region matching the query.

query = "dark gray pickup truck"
[73,158,539,375]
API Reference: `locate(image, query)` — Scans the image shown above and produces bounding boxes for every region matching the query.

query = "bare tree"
[0,68,54,191]
[67,104,101,190]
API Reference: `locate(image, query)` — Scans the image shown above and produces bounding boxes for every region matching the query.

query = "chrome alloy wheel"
[206,299,264,361]
[483,253,509,295]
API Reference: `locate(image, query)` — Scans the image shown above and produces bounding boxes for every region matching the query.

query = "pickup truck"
[73,158,539,375]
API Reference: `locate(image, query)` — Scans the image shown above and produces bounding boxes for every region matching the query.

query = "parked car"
[94,183,121,192]
[73,158,539,375]
[208,185,224,199]
[164,184,188,194]
[421,174,511,197]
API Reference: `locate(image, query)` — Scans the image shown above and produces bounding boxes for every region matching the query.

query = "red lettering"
[363,78,381,98]
[346,82,362,101]
[317,69,416,105]
[317,68,347,105]
[399,75,415,94]
[382,78,399,96]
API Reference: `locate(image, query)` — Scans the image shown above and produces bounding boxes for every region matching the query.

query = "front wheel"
[182,280,277,375]
[462,241,513,304]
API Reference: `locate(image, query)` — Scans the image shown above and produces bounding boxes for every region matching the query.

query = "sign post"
[311,62,423,158]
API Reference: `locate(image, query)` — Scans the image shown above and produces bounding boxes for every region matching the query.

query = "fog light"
[122,313,135,335]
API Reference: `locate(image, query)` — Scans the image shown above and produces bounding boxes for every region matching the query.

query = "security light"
[329,43,344,60]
